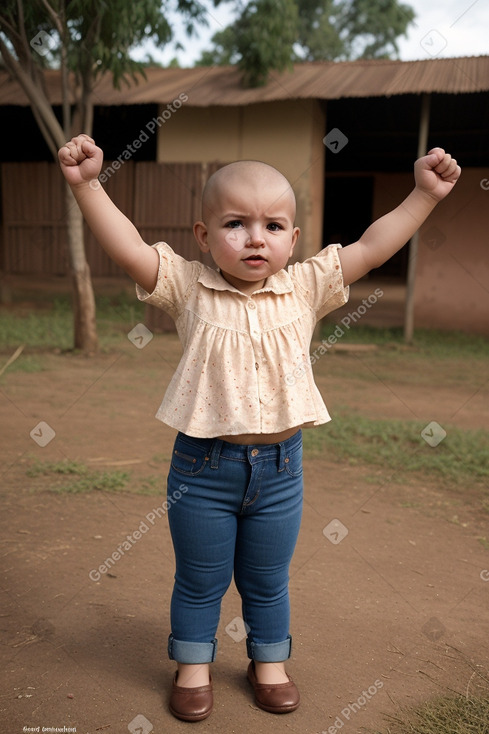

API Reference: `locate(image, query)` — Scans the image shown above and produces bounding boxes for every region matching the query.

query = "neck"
[220,270,266,295]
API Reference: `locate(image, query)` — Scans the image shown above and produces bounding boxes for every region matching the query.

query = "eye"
[225,220,243,229]
[267,222,283,232]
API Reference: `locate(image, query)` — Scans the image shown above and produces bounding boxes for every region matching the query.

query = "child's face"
[194,165,300,294]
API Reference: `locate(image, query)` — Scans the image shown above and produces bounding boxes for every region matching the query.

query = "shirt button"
[255,362,259,370]
[247,301,256,309]
[251,448,259,457]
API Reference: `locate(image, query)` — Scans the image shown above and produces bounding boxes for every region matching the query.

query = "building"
[1,56,488,333]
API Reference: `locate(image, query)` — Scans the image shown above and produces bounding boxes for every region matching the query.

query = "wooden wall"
[0,160,223,331]
[0,160,222,277]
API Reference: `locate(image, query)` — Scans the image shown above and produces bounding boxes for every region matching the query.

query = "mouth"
[243,254,267,262]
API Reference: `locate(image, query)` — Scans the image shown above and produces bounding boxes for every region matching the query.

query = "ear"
[193,221,210,253]
[289,226,300,257]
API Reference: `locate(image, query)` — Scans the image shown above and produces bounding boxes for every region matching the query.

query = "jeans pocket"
[171,438,209,476]
[284,442,303,477]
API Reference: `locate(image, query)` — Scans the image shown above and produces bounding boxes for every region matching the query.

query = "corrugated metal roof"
[1,55,488,107]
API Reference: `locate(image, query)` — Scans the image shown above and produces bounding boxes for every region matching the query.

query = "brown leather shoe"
[169,672,213,722]
[247,662,300,713]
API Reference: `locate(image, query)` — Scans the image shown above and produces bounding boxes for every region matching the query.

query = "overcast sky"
[135,0,488,66]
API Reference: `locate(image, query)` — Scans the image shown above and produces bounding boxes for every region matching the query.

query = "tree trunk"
[65,184,99,353]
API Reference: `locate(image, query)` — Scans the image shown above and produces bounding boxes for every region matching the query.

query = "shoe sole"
[254,700,300,714]
[169,704,212,722]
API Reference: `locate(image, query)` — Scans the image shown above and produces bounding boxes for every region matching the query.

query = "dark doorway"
[323,175,373,248]
[323,175,409,280]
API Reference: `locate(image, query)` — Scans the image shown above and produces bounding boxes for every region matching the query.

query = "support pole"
[404,93,431,343]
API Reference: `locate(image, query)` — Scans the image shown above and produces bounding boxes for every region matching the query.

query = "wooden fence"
[1,160,223,330]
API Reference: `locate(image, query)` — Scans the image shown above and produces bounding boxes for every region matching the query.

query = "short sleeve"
[288,244,349,319]
[135,242,202,320]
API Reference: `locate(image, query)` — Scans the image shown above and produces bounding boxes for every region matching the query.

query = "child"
[58,136,460,721]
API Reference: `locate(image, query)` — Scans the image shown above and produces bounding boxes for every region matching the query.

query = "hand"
[414,147,461,201]
[58,134,103,187]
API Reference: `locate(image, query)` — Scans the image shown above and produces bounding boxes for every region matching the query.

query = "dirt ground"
[1,330,488,734]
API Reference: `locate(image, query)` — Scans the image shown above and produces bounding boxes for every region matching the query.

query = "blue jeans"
[166,430,303,664]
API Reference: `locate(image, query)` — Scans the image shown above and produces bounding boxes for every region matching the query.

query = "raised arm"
[338,148,461,287]
[58,134,159,293]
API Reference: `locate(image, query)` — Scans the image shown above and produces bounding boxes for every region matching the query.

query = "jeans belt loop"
[210,438,223,469]
[278,441,286,472]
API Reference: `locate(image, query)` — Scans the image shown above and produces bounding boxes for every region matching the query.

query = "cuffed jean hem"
[246,635,292,662]
[167,634,218,664]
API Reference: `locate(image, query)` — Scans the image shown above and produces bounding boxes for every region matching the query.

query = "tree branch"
[38,0,64,35]
[30,102,58,159]
[0,36,65,154]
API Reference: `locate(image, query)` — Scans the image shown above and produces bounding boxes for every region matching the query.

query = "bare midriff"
[217,424,307,445]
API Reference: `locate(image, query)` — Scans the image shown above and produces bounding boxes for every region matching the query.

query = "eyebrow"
[220,212,291,223]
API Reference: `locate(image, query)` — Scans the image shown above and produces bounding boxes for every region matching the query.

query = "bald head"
[201,160,296,223]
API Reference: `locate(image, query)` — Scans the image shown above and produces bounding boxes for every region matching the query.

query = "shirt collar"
[197,266,294,295]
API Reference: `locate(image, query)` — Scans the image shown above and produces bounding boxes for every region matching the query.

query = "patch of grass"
[0,353,46,375]
[53,471,130,494]
[0,303,73,350]
[369,655,489,734]
[137,475,164,496]
[26,459,86,477]
[320,324,489,359]
[151,453,172,464]
[371,695,489,733]
[303,411,489,488]
[26,459,129,494]
[25,458,165,495]
[0,292,145,351]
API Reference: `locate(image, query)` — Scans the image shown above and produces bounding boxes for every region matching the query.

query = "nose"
[246,225,265,247]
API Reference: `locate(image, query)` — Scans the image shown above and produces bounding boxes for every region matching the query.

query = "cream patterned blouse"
[136,242,349,438]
